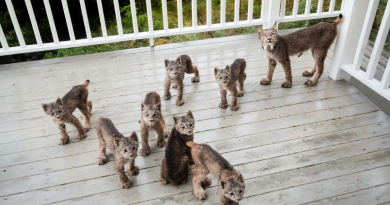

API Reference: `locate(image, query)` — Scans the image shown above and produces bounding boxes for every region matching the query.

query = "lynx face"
[219,173,245,202]
[214,65,232,86]
[173,110,195,135]
[165,58,184,79]
[114,132,139,159]
[257,22,278,50]
[141,102,161,126]
[42,98,65,120]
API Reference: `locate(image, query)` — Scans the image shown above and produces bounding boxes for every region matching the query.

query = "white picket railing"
[0,0,342,56]
[329,0,390,101]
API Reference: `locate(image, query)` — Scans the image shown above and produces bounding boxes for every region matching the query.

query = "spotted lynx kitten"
[257,14,342,87]
[214,58,247,111]
[187,141,245,204]
[96,118,139,189]
[163,55,200,106]
[42,80,92,145]
[139,91,170,157]
[161,110,195,185]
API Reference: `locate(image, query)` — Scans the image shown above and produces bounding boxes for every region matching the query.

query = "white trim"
[96,0,107,39]
[61,0,76,42]
[80,0,92,40]
[43,0,59,44]
[25,0,43,46]
[5,0,26,48]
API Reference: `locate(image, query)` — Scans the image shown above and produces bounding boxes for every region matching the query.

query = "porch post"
[328,0,370,81]
[264,0,281,29]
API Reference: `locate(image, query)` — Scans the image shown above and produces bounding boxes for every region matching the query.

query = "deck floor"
[1,34,390,205]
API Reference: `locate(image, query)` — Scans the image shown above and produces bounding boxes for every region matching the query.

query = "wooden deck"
[0,34,390,205]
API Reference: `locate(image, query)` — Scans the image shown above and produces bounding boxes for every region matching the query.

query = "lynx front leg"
[56,122,69,145]
[155,124,167,148]
[96,134,107,165]
[139,126,151,156]
[230,87,239,111]
[115,163,132,189]
[280,60,293,88]
[175,82,185,106]
[163,76,171,100]
[67,115,87,140]
[260,58,277,85]
[191,165,208,200]
[127,158,139,176]
[219,89,228,109]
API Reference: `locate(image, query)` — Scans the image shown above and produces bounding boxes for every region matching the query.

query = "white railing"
[329,0,390,101]
[0,0,342,56]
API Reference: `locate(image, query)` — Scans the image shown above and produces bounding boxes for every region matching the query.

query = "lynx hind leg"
[79,106,91,132]
[171,83,177,89]
[237,72,246,97]
[161,159,169,185]
[303,50,316,77]
[191,66,200,83]
[87,100,93,116]
[306,50,326,86]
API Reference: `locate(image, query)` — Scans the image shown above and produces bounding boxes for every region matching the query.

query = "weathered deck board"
[0,34,389,205]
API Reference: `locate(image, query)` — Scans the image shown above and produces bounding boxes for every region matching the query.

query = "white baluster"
[113,0,123,36]
[43,0,59,44]
[5,0,26,47]
[80,0,92,40]
[97,0,107,39]
[25,0,42,46]
[61,0,76,42]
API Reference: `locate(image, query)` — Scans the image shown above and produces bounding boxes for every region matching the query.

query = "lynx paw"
[128,166,139,175]
[59,138,69,145]
[96,157,107,165]
[305,79,317,86]
[172,84,177,89]
[195,190,207,200]
[302,70,314,77]
[121,180,133,189]
[237,91,244,97]
[78,133,88,140]
[163,95,171,100]
[230,105,239,111]
[281,81,292,88]
[191,77,200,83]
[161,178,168,185]
[83,127,90,132]
[176,100,185,106]
[157,139,166,148]
[139,147,151,156]
[164,130,170,139]
[260,78,271,85]
[201,177,212,187]
[219,103,228,109]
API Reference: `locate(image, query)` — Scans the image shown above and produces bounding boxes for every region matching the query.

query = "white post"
[329,0,370,80]
[178,0,183,30]
[261,0,268,20]
[292,0,299,17]
[207,0,212,27]
[365,2,390,80]
[130,0,139,34]
[113,0,123,36]
[192,0,197,28]
[280,0,286,19]
[162,0,169,31]
[5,0,26,48]
[146,0,154,46]
[96,0,107,39]
[381,61,390,89]
[265,0,281,29]
[25,0,43,46]
[221,0,226,25]
[61,0,76,42]
[0,24,9,50]
[305,0,312,16]
[352,0,380,71]
[80,0,92,40]
[329,0,336,13]
[234,0,240,23]
[317,0,324,14]
[43,0,59,44]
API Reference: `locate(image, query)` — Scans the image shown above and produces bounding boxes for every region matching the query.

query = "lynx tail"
[83,80,90,87]
[186,141,198,148]
[334,14,343,25]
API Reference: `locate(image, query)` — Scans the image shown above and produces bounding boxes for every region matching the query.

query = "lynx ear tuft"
[271,21,278,30]
[224,65,230,71]
[129,132,138,141]
[155,102,161,111]
[257,26,263,35]
[214,67,219,75]
[113,137,122,147]
[173,115,180,125]
[55,97,63,106]
[164,59,170,68]
[187,110,194,119]
[141,102,146,110]
[219,180,227,189]
[42,103,49,111]
[235,173,244,182]
[176,56,183,64]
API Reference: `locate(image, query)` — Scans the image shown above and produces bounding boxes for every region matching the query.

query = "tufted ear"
[164,59,170,68]
[186,110,194,119]
[141,102,146,110]
[224,65,230,72]
[129,132,138,141]
[214,67,219,76]
[235,173,244,182]
[42,103,49,112]
[55,97,63,105]
[113,137,122,147]
[257,26,263,35]
[271,21,278,30]
[155,102,161,111]
[176,56,182,65]
[219,180,227,189]
[173,115,180,125]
